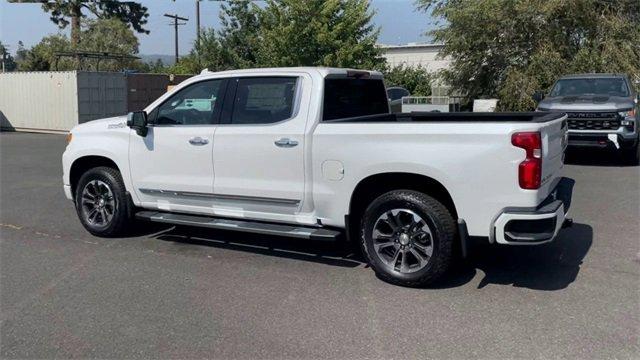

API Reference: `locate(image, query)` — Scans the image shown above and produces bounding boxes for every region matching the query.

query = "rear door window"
[230,77,298,125]
[323,79,389,121]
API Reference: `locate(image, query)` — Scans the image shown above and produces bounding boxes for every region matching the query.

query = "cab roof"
[198,66,383,79]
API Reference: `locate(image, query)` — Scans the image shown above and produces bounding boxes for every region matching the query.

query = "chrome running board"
[136,211,341,241]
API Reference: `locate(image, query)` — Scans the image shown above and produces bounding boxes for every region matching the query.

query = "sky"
[0,0,435,56]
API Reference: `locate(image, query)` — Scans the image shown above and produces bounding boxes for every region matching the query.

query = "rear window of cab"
[322,79,389,121]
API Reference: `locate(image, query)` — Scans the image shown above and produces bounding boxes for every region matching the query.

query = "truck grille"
[566,112,620,130]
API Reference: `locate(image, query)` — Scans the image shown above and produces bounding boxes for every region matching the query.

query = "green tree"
[30,0,149,47]
[217,0,260,68]
[166,29,225,75]
[80,18,142,70]
[17,18,143,71]
[384,65,432,96]
[417,0,640,110]
[17,34,71,71]
[14,41,28,64]
[146,59,168,74]
[176,0,385,74]
[256,0,385,69]
[1,41,18,72]
[166,1,260,75]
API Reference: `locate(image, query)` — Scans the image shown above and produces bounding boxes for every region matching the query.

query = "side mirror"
[532,90,545,103]
[127,111,148,137]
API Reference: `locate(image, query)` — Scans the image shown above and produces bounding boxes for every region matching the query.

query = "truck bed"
[323,112,565,123]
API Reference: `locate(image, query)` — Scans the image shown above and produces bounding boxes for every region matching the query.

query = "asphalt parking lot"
[1,131,638,359]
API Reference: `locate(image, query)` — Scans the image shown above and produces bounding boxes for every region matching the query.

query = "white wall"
[0,71,127,132]
[380,44,451,73]
[0,71,79,132]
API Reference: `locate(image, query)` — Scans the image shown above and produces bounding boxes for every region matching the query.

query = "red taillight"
[511,132,542,189]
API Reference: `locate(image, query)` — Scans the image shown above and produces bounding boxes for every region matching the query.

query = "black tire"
[625,141,640,165]
[360,190,455,287]
[74,166,133,237]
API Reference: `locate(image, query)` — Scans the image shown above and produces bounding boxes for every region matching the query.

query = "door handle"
[274,138,299,148]
[189,137,209,146]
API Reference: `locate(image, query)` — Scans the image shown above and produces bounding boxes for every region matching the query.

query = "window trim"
[147,78,229,127]
[218,76,302,127]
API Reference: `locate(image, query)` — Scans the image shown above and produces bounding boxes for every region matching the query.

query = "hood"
[538,95,635,111]
[71,116,129,134]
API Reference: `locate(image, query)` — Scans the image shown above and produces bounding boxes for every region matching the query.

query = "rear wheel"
[360,190,455,287]
[74,166,133,237]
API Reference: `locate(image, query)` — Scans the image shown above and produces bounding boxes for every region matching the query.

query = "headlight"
[618,109,636,119]
[618,110,636,130]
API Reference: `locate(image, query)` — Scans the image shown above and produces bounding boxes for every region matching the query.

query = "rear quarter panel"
[311,121,562,236]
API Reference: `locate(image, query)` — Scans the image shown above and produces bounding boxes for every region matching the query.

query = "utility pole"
[164,13,189,64]
[196,0,201,46]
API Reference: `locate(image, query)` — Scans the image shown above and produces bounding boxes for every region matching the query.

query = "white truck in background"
[63,67,573,287]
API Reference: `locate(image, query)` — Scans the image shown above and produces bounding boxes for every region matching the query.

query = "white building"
[379,43,451,73]
[380,43,461,110]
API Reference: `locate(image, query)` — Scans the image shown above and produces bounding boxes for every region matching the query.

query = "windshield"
[550,78,629,97]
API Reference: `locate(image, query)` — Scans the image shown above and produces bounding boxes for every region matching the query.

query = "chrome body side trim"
[139,188,300,205]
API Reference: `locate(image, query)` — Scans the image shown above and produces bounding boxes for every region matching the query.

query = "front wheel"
[74,166,133,237]
[625,141,639,165]
[360,190,455,287]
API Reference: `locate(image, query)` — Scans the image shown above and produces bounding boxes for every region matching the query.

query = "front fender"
[62,129,135,203]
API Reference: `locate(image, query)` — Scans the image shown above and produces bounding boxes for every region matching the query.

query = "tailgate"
[540,114,568,192]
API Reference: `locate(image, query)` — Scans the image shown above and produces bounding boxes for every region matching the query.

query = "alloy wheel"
[371,209,434,274]
[80,180,116,227]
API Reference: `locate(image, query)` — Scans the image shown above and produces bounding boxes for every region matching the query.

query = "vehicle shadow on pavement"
[152,225,366,268]
[565,148,637,167]
[440,223,594,291]
[148,222,593,291]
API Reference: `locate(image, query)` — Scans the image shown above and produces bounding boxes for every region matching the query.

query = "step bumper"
[492,177,574,245]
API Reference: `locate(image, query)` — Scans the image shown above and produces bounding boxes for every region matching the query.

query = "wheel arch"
[347,172,458,231]
[69,156,121,198]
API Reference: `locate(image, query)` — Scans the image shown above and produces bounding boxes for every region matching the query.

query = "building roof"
[378,43,445,50]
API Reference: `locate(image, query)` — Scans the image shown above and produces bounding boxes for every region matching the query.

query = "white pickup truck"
[63,67,573,286]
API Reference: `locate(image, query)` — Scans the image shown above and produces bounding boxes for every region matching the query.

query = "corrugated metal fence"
[126,74,191,112]
[0,71,191,132]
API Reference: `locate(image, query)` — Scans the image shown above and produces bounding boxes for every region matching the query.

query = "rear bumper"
[492,177,574,245]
